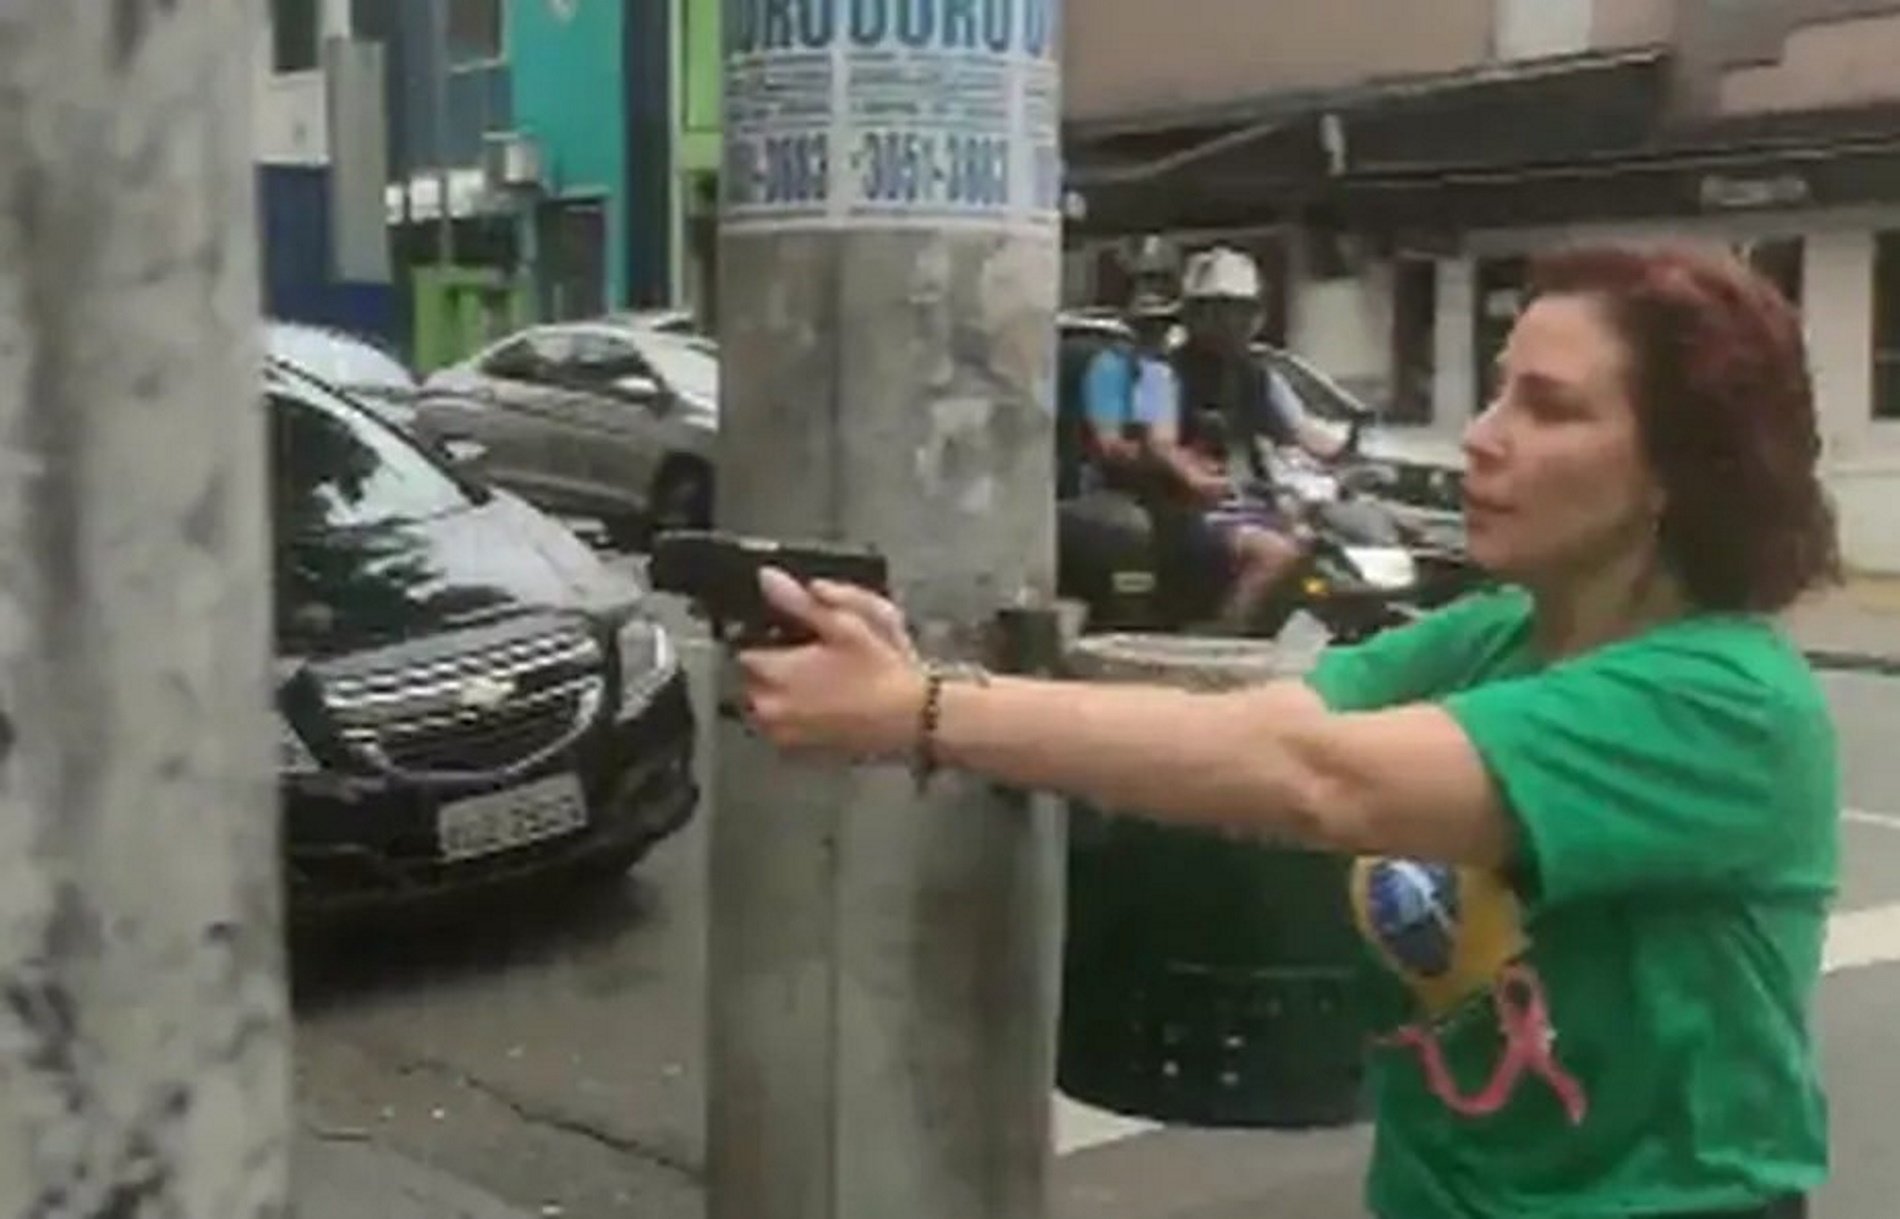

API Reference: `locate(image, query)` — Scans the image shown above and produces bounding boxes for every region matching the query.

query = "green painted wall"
[412,266,531,372]
[509,0,629,307]
[680,0,722,174]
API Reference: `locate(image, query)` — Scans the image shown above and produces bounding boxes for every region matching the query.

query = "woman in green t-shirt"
[735,244,1839,1219]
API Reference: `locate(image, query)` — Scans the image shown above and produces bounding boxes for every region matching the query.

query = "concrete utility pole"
[0,3,288,1216]
[709,1,1066,1217]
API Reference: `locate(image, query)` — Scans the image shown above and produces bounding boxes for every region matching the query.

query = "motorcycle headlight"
[1341,546,1417,592]
[615,616,678,720]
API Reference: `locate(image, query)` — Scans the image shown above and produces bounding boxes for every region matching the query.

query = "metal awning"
[1064,47,1674,237]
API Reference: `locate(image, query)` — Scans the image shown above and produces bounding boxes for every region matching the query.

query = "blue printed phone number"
[854,130,1011,209]
[726,133,831,209]
[725,129,1050,216]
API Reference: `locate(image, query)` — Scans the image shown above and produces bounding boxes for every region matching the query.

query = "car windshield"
[635,333,719,405]
[1260,349,1369,424]
[270,375,470,536]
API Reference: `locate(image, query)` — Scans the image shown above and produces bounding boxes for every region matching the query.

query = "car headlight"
[277,710,320,775]
[615,617,678,720]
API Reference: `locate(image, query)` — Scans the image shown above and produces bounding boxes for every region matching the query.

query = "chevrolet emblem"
[458,675,516,711]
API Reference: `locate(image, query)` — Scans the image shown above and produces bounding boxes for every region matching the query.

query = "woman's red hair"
[1528,244,1840,613]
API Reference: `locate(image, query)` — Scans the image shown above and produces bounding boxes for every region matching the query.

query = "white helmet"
[1181,246,1261,302]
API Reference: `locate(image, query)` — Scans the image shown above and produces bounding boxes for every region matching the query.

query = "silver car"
[416,321,718,548]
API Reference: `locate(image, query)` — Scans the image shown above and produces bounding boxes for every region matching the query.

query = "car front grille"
[319,623,606,780]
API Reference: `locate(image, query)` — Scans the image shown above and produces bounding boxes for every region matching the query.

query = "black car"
[266,358,696,921]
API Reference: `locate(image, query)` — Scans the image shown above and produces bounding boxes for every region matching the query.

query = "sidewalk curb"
[294,1132,537,1219]
[1805,649,1900,675]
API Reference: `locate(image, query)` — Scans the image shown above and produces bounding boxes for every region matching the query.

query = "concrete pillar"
[1803,228,1894,571]
[707,3,1067,1215]
[1804,230,1876,460]
[1287,255,1394,408]
[1433,257,1478,439]
[0,2,287,1214]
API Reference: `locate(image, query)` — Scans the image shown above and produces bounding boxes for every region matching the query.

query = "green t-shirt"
[1305,586,1838,1219]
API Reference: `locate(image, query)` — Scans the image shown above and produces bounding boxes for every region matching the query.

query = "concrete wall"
[1494,0,1596,60]
[253,0,355,166]
[1289,263,1394,407]
[1063,0,1494,122]
[1433,259,1479,434]
[1064,0,1678,124]
[1718,11,1900,113]
[1066,0,1900,127]
[1590,0,1675,49]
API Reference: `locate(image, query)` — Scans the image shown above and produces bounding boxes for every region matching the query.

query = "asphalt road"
[289,584,1900,1219]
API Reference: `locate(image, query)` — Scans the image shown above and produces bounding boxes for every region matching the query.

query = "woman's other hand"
[738,568,926,759]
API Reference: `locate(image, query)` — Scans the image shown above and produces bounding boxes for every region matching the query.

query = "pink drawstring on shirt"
[1374,961,1589,1126]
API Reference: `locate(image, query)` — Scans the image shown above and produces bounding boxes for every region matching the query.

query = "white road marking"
[1845,807,1900,833]
[1824,901,1900,974]
[1052,1096,1163,1155]
[1053,808,1900,1155]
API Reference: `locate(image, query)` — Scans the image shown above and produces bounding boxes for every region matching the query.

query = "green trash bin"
[1057,633,1370,1129]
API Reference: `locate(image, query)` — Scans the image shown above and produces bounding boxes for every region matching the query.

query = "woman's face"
[1461,293,1665,587]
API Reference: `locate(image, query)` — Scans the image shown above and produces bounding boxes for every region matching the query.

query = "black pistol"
[649,530,890,648]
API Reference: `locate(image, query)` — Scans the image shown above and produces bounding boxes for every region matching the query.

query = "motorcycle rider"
[1077,286,1205,497]
[1071,273,1292,630]
[1172,245,1349,627]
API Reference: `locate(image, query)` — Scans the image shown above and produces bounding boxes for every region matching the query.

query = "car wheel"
[649,459,713,535]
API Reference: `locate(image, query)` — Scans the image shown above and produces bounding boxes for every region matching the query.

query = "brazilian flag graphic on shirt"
[1349,858,1588,1124]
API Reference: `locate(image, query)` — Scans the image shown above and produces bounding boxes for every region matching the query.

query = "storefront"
[1446,203,1900,572]
[1348,118,1900,571]
[1065,51,1900,571]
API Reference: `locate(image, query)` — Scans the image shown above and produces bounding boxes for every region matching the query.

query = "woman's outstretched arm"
[739,571,1517,869]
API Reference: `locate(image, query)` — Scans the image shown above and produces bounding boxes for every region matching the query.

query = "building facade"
[1065,0,1900,573]
[349,0,522,368]
[676,0,723,328]
[508,0,630,318]
[257,0,399,343]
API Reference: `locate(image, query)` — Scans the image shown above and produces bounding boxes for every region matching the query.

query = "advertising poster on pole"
[722,0,1062,234]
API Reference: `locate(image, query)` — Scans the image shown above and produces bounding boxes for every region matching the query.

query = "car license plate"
[437,773,588,863]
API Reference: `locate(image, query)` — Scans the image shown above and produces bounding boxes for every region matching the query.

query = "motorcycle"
[1330,461,1489,612]
[1242,446,1426,645]
[1055,417,1429,645]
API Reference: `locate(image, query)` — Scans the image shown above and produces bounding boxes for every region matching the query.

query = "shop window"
[1389,258,1437,424]
[1737,237,1804,310]
[447,0,504,65]
[1472,255,1528,416]
[270,0,319,73]
[1872,233,1900,420]
[538,199,608,321]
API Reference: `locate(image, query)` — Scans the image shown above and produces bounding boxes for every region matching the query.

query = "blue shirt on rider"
[1082,348,1179,439]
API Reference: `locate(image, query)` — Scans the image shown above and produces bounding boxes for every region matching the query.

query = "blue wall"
[259,165,400,346]
[510,0,630,306]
